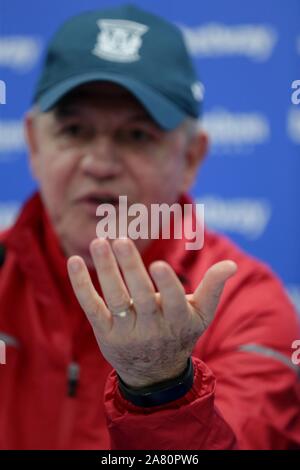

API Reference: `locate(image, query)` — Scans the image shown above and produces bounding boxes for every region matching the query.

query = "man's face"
[25,83,205,264]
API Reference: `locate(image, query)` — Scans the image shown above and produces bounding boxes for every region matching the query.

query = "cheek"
[36,148,80,211]
[159,160,186,200]
[127,144,186,203]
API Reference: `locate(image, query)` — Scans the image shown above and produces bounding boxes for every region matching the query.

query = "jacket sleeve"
[199,264,300,450]
[104,356,237,450]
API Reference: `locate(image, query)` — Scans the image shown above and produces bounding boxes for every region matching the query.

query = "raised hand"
[67,238,237,388]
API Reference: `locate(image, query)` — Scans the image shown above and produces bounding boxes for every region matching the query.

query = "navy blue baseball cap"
[33,4,203,130]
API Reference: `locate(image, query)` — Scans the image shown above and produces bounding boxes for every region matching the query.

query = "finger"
[112,238,159,320]
[90,239,134,324]
[192,260,237,328]
[149,261,190,327]
[67,255,112,334]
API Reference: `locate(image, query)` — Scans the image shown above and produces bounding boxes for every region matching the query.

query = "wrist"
[117,357,194,408]
[118,361,188,390]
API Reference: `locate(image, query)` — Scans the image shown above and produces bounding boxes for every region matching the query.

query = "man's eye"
[127,128,152,142]
[61,124,83,137]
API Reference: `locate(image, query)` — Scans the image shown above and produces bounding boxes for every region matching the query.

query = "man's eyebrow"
[53,104,82,119]
[125,113,160,127]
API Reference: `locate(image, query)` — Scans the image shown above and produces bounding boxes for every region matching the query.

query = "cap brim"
[37,72,187,131]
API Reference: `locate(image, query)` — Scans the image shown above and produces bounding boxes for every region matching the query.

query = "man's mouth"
[76,194,121,215]
[82,195,119,205]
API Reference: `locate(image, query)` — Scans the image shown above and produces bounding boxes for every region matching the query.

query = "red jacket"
[0,192,299,450]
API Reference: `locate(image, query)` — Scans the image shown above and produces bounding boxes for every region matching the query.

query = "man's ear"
[181,130,209,193]
[24,109,40,180]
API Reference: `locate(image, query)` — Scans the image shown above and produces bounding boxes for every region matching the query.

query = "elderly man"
[0,4,299,450]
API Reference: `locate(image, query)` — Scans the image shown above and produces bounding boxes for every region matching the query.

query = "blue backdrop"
[0,0,299,313]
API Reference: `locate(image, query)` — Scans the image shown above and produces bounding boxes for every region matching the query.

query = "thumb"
[192,260,237,327]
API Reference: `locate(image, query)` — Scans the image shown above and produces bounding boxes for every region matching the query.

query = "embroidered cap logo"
[92,19,149,63]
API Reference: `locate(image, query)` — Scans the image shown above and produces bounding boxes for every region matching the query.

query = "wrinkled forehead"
[52,81,153,120]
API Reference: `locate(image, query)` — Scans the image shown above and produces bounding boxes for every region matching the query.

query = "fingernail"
[93,240,109,256]
[114,239,131,256]
[69,259,81,273]
[150,262,167,280]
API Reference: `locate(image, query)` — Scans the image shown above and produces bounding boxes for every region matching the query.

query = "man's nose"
[80,137,123,179]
